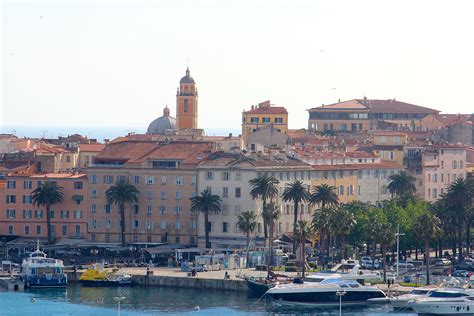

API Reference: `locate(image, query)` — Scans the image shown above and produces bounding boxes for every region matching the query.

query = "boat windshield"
[320,278,360,287]
[429,292,468,298]
[410,290,430,295]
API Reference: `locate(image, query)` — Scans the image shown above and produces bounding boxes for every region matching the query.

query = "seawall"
[132,274,247,292]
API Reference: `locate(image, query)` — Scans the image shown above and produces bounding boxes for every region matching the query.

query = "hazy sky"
[2,0,474,134]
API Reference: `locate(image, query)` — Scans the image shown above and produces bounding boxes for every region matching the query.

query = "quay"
[67,267,413,294]
[0,277,25,291]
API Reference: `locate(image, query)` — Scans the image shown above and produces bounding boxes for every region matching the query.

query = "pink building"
[0,172,88,240]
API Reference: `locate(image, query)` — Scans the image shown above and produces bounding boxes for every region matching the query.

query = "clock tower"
[176,67,198,129]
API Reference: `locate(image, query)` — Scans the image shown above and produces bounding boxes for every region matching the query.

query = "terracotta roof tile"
[243,106,288,115]
[78,143,106,152]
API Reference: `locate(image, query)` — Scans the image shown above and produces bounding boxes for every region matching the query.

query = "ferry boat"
[20,243,67,288]
[79,263,132,286]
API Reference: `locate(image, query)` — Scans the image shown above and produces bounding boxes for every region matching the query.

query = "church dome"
[179,67,195,84]
[147,106,177,135]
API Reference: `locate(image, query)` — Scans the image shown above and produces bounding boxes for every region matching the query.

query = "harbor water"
[0,284,417,316]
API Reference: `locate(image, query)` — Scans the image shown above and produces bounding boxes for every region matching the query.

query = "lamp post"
[395,224,405,281]
[336,289,346,316]
[113,296,126,316]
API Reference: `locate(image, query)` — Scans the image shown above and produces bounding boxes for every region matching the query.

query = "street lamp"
[336,289,346,316]
[395,224,405,281]
[113,296,126,316]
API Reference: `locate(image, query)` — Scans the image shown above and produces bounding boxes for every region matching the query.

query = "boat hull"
[246,278,271,298]
[23,275,68,288]
[80,280,132,287]
[412,301,474,315]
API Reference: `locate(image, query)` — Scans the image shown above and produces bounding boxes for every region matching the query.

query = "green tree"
[311,207,334,260]
[296,220,312,276]
[387,171,416,198]
[32,181,64,244]
[105,179,140,246]
[190,189,222,249]
[444,178,474,255]
[237,211,257,267]
[370,207,396,282]
[310,184,339,208]
[414,210,441,285]
[249,174,279,239]
[331,205,356,259]
[281,180,310,254]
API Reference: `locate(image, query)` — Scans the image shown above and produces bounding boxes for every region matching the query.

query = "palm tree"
[296,220,312,276]
[414,211,441,285]
[249,174,279,239]
[32,181,64,244]
[105,179,140,247]
[387,171,416,198]
[237,211,257,267]
[310,184,339,208]
[311,207,334,265]
[330,205,356,259]
[281,180,310,254]
[190,189,222,249]
[445,178,474,255]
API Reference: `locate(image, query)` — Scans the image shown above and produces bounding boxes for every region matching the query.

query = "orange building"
[176,68,198,129]
[0,172,88,240]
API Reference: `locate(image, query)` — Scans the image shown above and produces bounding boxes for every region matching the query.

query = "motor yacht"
[410,289,474,315]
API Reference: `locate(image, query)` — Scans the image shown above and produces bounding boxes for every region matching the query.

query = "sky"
[1,0,474,138]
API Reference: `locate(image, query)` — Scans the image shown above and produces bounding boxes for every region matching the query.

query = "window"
[175,191,182,200]
[428,174,431,182]
[132,175,140,184]
[62,225,67,236]
[89,175,98,184]
[133,205,139,214]
[7,180,16,189]
[35,210,43,219]
[441,161,444,169]
[61,210,70,219]
[441,174,444,182]
[161,176,167,185]
[66,155,71,163]
[105,234,111,243]
[74,210,83,219]
[275,117,283,123]
[222,187,229,198]
[104,175,113,184]
[175,176,183,186]
[235,172,241,181]
[433,188,438,199]
[234,204,241,215]
[174,205,182,215]
[222,172,230,181]
[189,221,196,229]
[74,181,83,189]
[161,191,168,200]
[250,117,259,123]
[7,209,16,218]
[159,205,167,215]
[222,204,228,215]
[147,176,155,184]
[146,221,153,230]
[184,99,189,112]
[453,161,458,169]
[91,189,97,198]
[428,188,431,198]
[23,209,32,219]
[222,222,228,233]
[24,225,30,235]
[207,221,212,232]
[133,220,139,229]
[160,221,167,230]
[380,136,387,143]
[104,204,111,214]
[206,187,212,194]
[23,181,32,189]
[36,225,41,235]
[206,171,214,180]
[235,187,241,198]
[146,191,153,200]
[433,174,438,183]
[90,219,97,229]
[262,117,270,123]
[175,221,181,230]
[75,225,81,236]
[175,236,180,244]
[6,195,16,204]
[348,185,354,195]
[23,195,33,204]
[147,205,152,215]
[191,176,197,186]
[339,185,344,195]
[91,204,97,213]
[117,175,127,182]
[105,219,112,229]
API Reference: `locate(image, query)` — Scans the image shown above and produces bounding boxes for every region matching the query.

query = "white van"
[393,262,414,273]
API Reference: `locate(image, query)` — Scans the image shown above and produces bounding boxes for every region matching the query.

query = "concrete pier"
[132,274,247,292]
[0,277,25,291]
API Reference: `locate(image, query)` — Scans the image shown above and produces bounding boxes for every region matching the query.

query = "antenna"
[186,57,190,68]
[41,130,48,138]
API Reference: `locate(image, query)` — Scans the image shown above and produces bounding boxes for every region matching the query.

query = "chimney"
[228,133,232,138]
[251,105,254,110]
[258,100,271,108]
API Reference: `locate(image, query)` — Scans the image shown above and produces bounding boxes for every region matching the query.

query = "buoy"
[30,298,36,303]
[194,306,200,311]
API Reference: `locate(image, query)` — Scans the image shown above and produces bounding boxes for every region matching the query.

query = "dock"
[0,277,25,291]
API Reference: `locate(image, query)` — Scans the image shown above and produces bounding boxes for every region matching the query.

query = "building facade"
[176,68,198,130]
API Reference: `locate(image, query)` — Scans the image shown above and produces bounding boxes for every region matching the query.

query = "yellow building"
[241,100,288,149]
[372,131,407,166]
[310,165,358,204]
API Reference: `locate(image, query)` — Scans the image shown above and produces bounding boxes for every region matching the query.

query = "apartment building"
[86,139,214,245]
[0,172,88,240]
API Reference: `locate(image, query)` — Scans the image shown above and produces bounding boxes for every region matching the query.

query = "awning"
[72,195,84,201]
[144,248,175,255]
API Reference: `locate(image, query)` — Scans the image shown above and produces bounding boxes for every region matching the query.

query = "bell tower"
[176,67,198,129]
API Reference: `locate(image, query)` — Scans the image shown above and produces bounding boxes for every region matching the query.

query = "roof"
[179,67,195,84]
[309,98,439,114]
[311,161,402,170]
[199,151,310,169]
[78,143,105,152]
[243,106,288,115]
[436,114,472,127]
[9,173,86,179]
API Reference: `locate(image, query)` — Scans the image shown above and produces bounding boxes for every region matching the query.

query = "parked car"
[180,262,208,272]
[435,258,451,267]
[393,262,414,273]
[455,260,474,271]
[452,270,470,277]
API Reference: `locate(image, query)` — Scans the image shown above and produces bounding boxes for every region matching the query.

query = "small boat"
[266,278,388,307]
[79,263,132,286]
[245,274,294,298]
[410,290,474,314]
[20,242,67,288]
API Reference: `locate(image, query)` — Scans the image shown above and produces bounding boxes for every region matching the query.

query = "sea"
[0,125,242,141]
[0,284,417,316]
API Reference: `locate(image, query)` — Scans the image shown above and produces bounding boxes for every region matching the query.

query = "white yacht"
[390,288,434,310]
[410,289,474,315]
[265,278,388,307]
[20,243,67,288]
[305,262,381,284]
